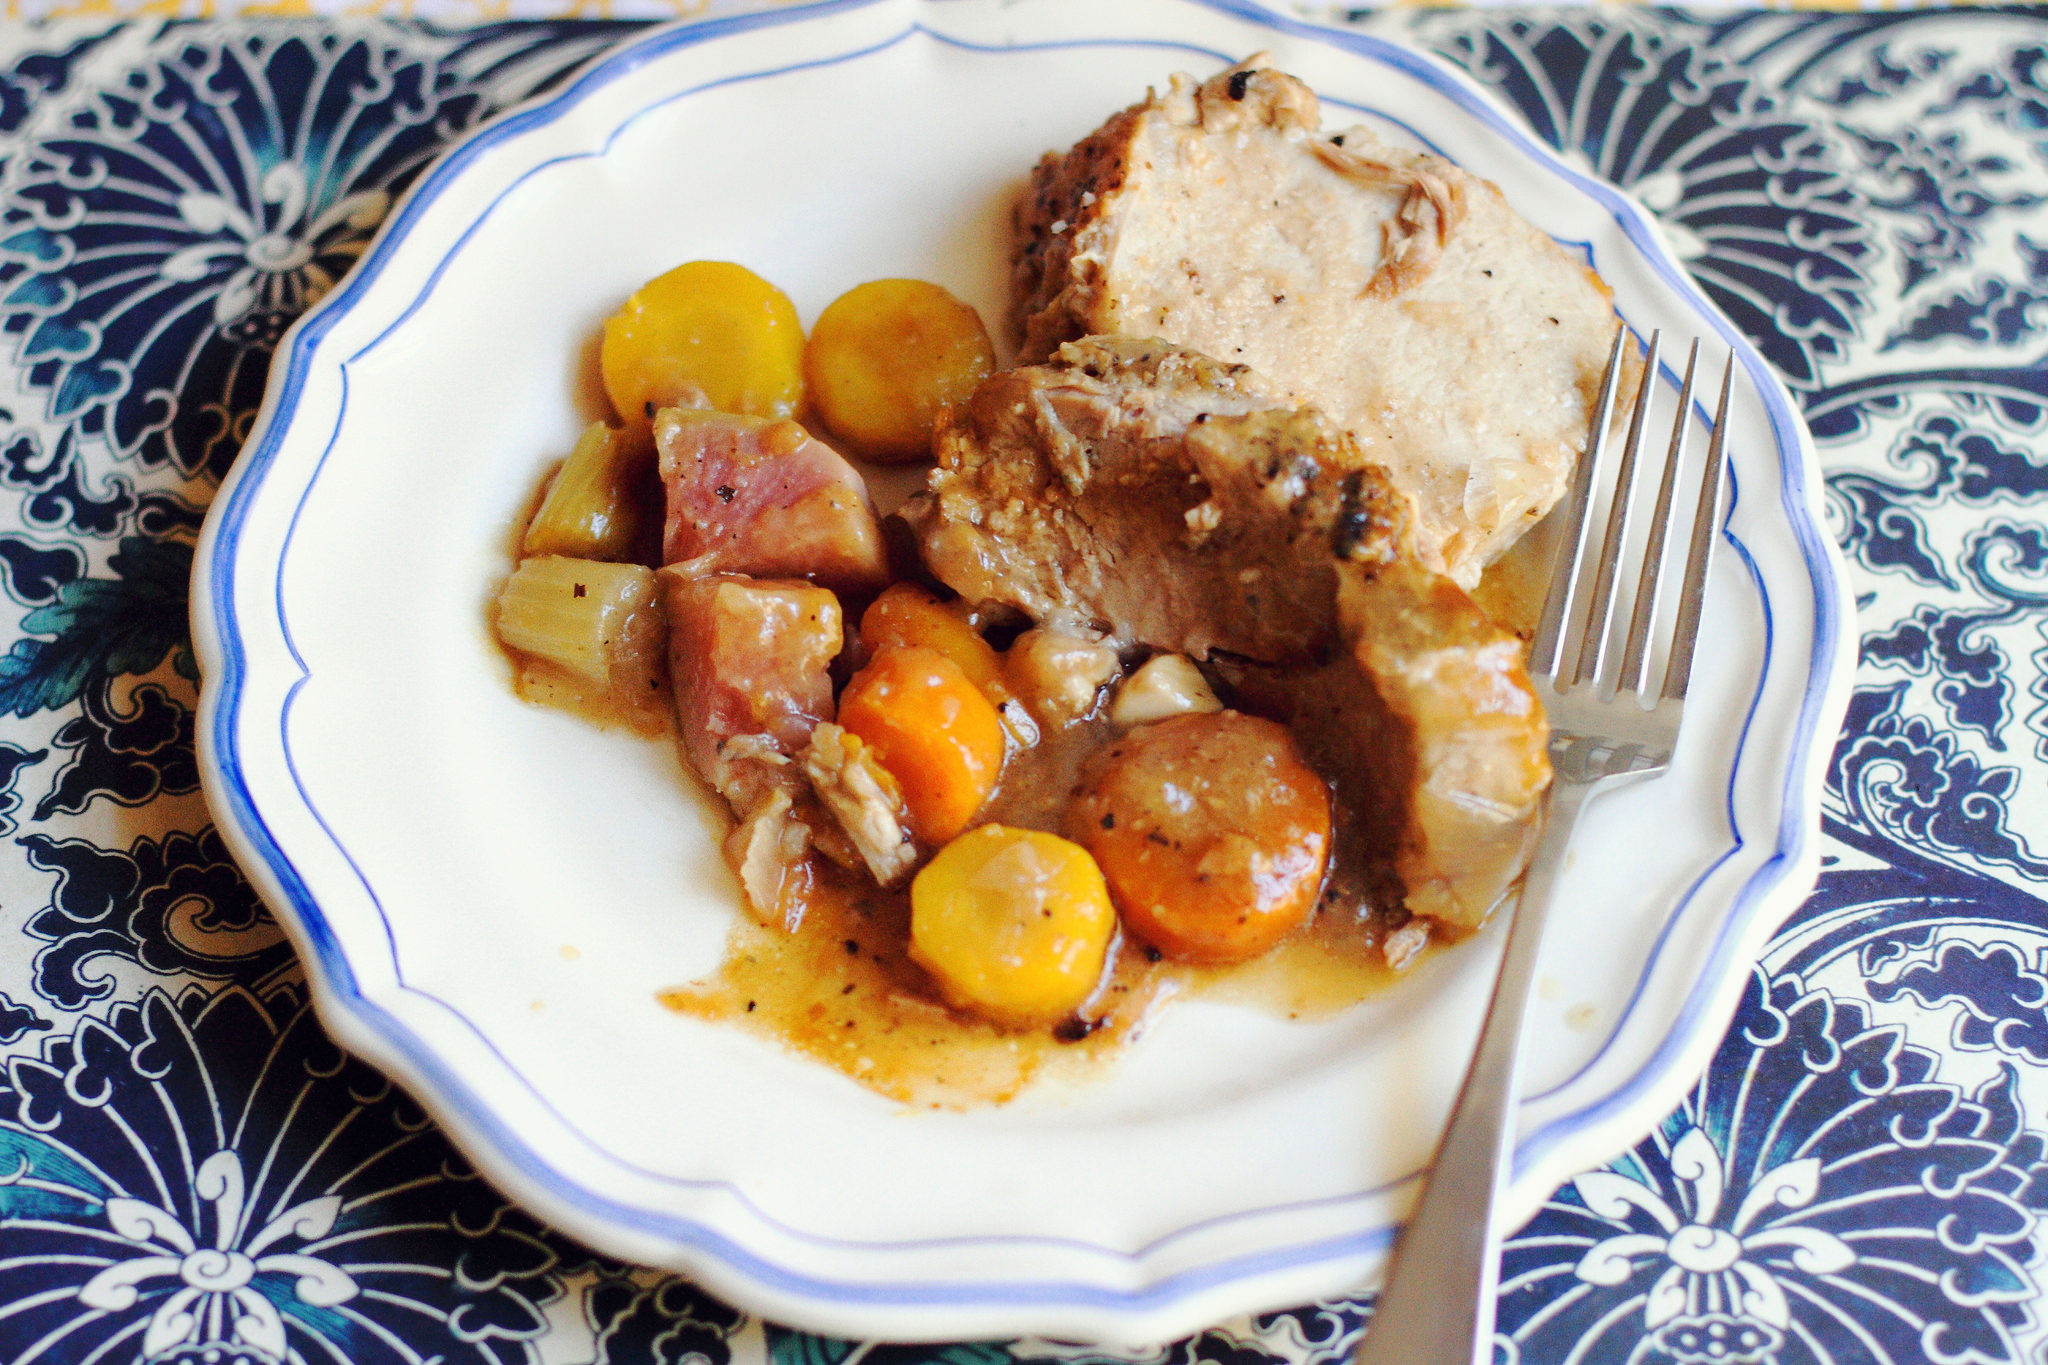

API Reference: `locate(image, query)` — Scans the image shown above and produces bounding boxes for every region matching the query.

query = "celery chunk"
[496,556,663,717]
[522,422,652,561]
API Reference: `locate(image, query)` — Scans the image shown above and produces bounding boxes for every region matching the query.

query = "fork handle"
[1354,780,1594,1365]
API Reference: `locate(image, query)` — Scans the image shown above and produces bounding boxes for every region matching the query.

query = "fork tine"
[1574,330,1662,688]
[1618,339,1701,696]
[1530,324,1628,682]
[1663,352,1735,700]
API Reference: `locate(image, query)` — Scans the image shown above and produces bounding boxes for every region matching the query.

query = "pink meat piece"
[661,571,844,813]
[657,408,891,596]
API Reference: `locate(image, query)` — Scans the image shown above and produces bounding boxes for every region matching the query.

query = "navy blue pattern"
[0,8,2042,1363]
[1406,10,2048,1362]
[0,987,570,1365]
[1497,968,2048,1362]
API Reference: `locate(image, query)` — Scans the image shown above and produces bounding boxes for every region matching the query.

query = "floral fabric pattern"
[0,8,2042,1364]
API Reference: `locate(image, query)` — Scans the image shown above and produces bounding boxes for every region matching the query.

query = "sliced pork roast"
[1013,59,1621,588]
[906,336,1401,665]
[904,337,1550,930]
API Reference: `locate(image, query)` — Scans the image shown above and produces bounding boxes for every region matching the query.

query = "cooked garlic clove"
[1110,653,1222,727]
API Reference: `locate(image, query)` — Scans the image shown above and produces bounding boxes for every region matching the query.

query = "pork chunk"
[662,572,843,802]
[1332,558,1550,932]
[905,336,1404,665]
[1006,626,1121,728]
[1014,59,1622,587]
[663,571,845,925]
[657,408,890,596]
[726,787,812,931]
[1207,552,1551,934]
[907,338,1549,929]
[802,722,918,886]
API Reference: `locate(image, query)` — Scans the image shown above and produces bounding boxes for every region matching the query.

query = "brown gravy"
[654,527,1558,1109]
[659,705,1407,1109]
[660,859,1404,1109]
[505,447,1554,1112]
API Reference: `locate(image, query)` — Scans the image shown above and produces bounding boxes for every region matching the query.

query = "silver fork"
[1355,328,1735,1365]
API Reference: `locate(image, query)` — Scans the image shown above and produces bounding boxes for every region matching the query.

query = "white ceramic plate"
[192,0,1856,1344]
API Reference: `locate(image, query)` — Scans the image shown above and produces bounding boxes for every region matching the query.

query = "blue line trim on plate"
[259,11,1431,1271]
[198,0,1848,1315]
[274,366,404,976]
[1519,342,1840,1178]
[1518,344,1765,1109]
[1212,0,1848,1160]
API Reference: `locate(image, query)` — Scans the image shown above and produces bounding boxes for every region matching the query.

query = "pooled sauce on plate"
[661,856,1402,1109]
[499,497,1556,1110]
[659,707,1406,1109]
[499,479,1553,1109]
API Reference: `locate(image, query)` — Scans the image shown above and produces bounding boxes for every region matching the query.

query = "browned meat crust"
[905,335,1404,665]
[905,337,1548,928]
[1013,57,1622,588]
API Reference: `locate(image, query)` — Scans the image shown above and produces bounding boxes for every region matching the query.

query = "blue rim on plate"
[192,0,1855,1342]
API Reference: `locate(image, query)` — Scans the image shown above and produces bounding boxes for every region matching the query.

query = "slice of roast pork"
[906,335,1402,666]
[1013,58,1623,588]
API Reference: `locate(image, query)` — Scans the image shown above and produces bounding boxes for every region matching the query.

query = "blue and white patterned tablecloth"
[0,7,2042,1363]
